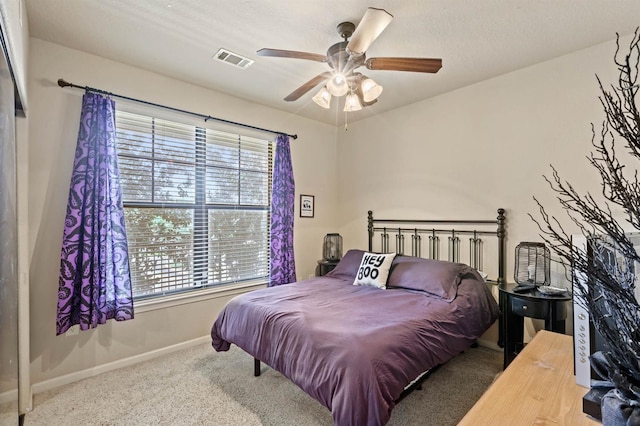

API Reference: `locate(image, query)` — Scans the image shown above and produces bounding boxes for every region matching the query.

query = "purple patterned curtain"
[269,134,296,286]
[56,91,133,335]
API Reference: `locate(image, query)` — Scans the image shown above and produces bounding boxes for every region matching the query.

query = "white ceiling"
[26,0,640,126]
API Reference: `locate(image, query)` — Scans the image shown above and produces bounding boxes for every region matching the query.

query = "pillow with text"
[353,252,397,289]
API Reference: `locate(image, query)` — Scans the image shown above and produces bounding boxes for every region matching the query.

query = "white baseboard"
[31,335,211,395]
[476,338,501,352]
[0,388,18,405]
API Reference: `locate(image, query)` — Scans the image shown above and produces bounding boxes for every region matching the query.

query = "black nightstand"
[499,283,571,369]
[316,259,340,276]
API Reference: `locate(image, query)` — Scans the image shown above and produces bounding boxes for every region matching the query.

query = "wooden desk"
[459,330,599,425]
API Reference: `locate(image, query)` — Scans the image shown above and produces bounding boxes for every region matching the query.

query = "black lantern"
[323,233,343,261]
[514,242,550,286]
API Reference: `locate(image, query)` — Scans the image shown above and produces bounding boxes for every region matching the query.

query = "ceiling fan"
[257,7,442,110]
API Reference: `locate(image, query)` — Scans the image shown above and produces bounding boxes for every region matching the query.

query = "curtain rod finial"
[58,79,71,88]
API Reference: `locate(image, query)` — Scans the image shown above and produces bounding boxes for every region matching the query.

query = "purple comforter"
[211,273,499,425]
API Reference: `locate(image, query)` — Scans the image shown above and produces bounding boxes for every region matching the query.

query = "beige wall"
[27,38,338,386]
[336,36,622,279]
[335,36,627,345]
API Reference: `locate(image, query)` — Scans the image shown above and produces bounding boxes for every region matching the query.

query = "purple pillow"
[387,258,472,302]
[325,249,365,281]
[391,254,426,266]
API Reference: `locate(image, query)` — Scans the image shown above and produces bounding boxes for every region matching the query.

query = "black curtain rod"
[57,78,298,140]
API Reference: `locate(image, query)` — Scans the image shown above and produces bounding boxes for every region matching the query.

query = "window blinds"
[115,110,272,299]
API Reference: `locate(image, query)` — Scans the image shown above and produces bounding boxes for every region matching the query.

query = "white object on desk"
[538,286,568,295]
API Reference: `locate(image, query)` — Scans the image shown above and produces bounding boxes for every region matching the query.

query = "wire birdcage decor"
[323,233,343,261]
[514,242,550,286]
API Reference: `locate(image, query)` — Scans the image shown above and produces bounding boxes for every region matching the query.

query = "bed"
[211,209,506,425]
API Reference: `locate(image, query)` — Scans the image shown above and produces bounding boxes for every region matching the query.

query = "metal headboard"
[367,208,506,285]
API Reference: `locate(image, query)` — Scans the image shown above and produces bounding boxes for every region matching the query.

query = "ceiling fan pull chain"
[344,109,349,131]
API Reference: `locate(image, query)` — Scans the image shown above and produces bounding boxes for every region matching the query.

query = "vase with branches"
[532,29,640,425]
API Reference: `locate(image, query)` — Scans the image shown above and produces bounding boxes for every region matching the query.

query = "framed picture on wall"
[300,194,314,218]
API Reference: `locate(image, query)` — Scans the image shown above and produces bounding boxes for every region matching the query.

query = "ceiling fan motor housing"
[327,41,364,72]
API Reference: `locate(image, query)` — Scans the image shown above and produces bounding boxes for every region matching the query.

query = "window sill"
[134,280,267,314]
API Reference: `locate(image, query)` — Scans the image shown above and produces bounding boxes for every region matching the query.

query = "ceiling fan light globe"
[312,87,332,109]
[326,74,349,97]
[361,78,383,102]
[343,93,362,112]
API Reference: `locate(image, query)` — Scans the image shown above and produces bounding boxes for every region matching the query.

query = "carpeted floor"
[8,342,501,425]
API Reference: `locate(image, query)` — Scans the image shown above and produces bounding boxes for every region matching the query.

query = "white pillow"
[353,252,397,289]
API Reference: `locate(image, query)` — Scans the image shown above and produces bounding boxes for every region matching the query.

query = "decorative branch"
[530,28,640,403]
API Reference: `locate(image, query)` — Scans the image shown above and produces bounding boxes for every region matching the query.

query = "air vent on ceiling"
[213,48,254,69]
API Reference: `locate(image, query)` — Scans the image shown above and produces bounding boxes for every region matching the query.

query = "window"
[115,110,273,300]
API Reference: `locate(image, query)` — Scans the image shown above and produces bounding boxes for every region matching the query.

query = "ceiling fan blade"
[257,48,327,62]
[365,57,442,73]
[284,72,332,101]
[346,8,393,56]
